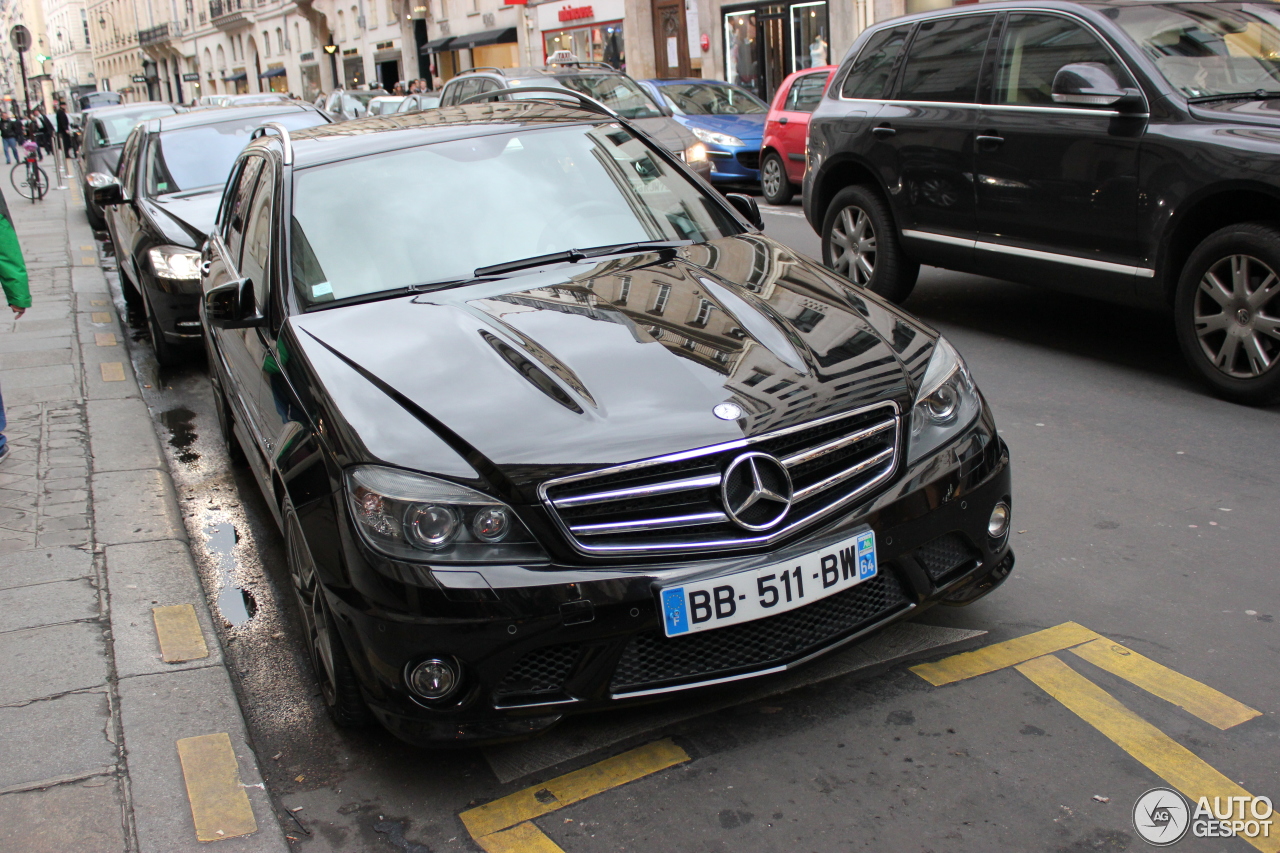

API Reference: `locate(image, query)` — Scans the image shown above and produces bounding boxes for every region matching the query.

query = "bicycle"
[10,143,48,202]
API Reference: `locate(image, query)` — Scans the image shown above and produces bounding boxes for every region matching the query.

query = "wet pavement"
[95,206,1280,852]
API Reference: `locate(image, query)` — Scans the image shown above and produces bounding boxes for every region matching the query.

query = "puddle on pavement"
[159,407,200,465]
[205,520,256,626]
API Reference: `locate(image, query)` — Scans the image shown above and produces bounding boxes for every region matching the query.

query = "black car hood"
[291,235,933,478]
[144,191,221,247]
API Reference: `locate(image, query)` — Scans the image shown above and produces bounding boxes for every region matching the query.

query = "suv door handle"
[976,134,1004,147]
[871,125,895,138]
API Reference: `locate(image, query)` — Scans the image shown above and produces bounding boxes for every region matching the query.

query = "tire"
[117,261,143,308]
[10,162,46,201]
[821,184,919,304]
[286,509,374,729]
[1174,222,1280,406]
[760,152,792,205]
[144,294,185,368]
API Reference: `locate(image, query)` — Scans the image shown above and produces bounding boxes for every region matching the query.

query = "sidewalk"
[0,177,288,852]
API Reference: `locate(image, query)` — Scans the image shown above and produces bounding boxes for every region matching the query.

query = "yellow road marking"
[91,311,111,323]
[1017,655,1278,853]
[176,732,258,842]
[81,256,95,266]
[100,362,125,382]
[90,299,106,306]
[911,621,1100,686]
[80,245,94,251]
[460,739,689,840]
[95,332,117,347]
[152,605,209,663]
[1070,638,1260,730]
[475,822,566,853]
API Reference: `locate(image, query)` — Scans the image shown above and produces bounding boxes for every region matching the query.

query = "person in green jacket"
[0,189,31,464]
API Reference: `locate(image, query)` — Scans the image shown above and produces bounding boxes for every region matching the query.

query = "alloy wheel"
[829,205,877,285]
[1192,253,1280,379]
[762,157,783,198]
[287,518,338,707]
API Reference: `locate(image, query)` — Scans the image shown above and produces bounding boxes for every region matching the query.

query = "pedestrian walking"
[0,188,30,464]
[55,100,72,158]
[35,109,54,159]
[1,113,20,165]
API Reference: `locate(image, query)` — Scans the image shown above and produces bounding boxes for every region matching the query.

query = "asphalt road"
[103,201,1279,853]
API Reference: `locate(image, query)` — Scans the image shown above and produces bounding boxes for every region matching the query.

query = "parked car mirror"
[725,193,765,230]
[1052,63,1143,110]
[87,172,125,206]
[204,278,264,329]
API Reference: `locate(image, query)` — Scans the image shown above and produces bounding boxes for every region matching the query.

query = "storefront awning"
[259,67,287,78]
[419,36,453,54]
[447,27,516,50]
[223,71,247,82]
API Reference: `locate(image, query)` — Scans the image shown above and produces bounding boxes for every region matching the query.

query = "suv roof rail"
[459,66,507,76]
[457,86,619,119]
[251,122,294,166]
[546,59,618,72]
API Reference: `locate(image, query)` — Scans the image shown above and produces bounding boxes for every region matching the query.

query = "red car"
[760,65,837,205]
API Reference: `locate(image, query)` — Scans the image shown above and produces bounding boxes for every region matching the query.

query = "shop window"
[791,1,827,70]
[543,24,624,70]
[724,11,758,91]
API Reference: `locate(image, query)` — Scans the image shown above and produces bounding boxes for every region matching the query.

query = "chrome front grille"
[540,402,900,556]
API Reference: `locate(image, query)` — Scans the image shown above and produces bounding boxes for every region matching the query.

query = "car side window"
[994,14,1133,105]
[224,157,263,269]
[117,128,143,189]
[788,73,829,112]
[896,14,997,103]
[239,163,276,315]
[840,25,912,99]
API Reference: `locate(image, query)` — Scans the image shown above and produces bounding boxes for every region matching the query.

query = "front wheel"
[1174,222,1280,405]
[821,185,919,304]
[10,162,47,201]
[760,152,792,205]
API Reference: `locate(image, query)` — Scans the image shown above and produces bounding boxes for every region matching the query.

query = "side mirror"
[203,278,264,329]
[1052,63,1144,111]
[87,172,125,206]
[725,193,765,230]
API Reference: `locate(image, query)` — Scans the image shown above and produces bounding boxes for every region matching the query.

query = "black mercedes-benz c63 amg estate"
[200,95,1014,745]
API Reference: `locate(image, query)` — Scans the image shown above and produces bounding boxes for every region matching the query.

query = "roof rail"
[457,86,619,119]
[251,122,294,166]
[459,66,507,76]
[547,59,618,72]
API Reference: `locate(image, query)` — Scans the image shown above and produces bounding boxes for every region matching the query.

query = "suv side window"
[224,157,263,267]
[840,25,912,99]
[787,73,829,112]
[896,14,997,103]
[117,127,143,187]
[994,14,1133,105]
[239,162,276,315]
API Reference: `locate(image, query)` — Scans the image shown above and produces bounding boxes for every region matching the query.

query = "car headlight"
[345,465,547,563]
[907,337,983,466]
[684,142,708,163]
[148,245,201,280]
[691,126,744,148]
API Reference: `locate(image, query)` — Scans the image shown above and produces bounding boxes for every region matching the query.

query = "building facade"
[86,0,147,100]
[42,0,96,103]
[0,0,53,108]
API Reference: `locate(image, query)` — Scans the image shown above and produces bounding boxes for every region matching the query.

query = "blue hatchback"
[639,79,768,186]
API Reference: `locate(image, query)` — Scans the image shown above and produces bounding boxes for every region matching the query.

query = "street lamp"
[98,10,119,46]
[323,39,339,90]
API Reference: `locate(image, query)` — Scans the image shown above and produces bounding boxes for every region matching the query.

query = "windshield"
[92,107,176,147]
[553,74,665,118]
[145,111,327,195]
[657,83,768,115]
[1111,3,1280,98]
[290,123,738,306]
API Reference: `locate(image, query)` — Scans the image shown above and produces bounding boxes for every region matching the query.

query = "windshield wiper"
[581,239,691,258]
[475,249,587,277]
[1188,89,1280,104]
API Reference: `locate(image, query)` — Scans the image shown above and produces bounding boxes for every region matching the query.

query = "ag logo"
[1133,787,1190,846]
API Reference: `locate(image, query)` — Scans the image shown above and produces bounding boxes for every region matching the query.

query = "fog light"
[407,658,457,700]
[988,502,1010,538]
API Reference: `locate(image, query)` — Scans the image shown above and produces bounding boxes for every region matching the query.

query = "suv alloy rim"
[1193,254,1280,379]
[762,157,782,197]
[830,205,877,285]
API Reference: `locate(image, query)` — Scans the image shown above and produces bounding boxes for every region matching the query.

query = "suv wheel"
[822,185,919,304]
[1175,223,1280,405]
[760,152,792,205]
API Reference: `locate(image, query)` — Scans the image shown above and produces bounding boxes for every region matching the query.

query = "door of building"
[653,0,690,78]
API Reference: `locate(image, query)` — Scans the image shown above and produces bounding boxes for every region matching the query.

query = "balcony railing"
[139,22,183,46]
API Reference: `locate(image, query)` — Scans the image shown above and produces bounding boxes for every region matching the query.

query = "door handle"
[976,134,1004,147]
[778,116,788,124]
[871,125,895,138]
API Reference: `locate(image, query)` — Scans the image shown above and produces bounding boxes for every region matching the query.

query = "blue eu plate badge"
[661,587,689,635]
[855,530,877,581]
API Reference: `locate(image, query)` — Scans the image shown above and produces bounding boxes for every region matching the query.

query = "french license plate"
[658,530,878,637]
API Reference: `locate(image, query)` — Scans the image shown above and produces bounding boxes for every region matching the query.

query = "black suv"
[199,97,1011,744]
[805,0,1280,405]
[437,61,712,180]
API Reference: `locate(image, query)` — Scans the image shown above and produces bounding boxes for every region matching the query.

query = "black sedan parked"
[200,100,1013,745]
[78,101,177,229]
[90,104,329,364]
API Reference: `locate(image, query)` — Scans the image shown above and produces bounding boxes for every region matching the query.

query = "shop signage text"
[558,5,594,21]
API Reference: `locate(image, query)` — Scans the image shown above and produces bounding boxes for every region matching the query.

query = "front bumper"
[325,419,1012,746]
[706,146,762,184]
[141,272,203,342]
